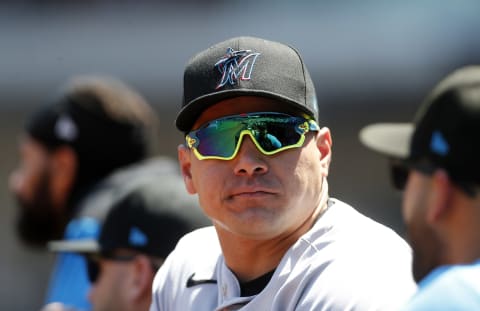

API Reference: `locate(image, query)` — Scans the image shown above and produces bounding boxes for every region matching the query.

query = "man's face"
[87,252,159,311]
[87,258,131,311]
[9,136,66,246]
[403,170,443,282]
[178,96,331,241]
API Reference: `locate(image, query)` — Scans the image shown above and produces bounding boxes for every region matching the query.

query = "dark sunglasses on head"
[389,159,477,197]
[389,162,409,191]
[86,253,136,283]
[388,160,435,191]
[186,112,319,160]
[86,252,162,284]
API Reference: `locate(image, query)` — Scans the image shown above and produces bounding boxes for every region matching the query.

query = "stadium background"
[1,1,480,309]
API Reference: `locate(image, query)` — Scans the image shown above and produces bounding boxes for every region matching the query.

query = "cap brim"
[175,90,316,132]
[359,123,414,159]
[48,239,100,254]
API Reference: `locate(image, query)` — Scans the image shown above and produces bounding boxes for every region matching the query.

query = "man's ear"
[178,144,197,194]
[316,127,332,177]
[50,146,77,208]
[427,169,453,224]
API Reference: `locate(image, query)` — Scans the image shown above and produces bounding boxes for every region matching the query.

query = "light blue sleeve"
[400,264,480,311]
[44,217,101,311]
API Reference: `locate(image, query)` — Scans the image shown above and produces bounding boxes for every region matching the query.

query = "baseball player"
[9,75,159,310]
[360,66,480,310]
[150,36,417,310]
[46,161,210,311]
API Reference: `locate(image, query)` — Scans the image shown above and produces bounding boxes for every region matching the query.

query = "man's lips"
[228,186,277,198]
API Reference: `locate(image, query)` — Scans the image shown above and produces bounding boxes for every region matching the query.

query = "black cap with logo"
[48,174,210,259]
[176,36,318,132]
[25,75,158,191]
[360,66,480,187]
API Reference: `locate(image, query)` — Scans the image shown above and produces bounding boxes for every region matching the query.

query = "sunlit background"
[1,1,480,309]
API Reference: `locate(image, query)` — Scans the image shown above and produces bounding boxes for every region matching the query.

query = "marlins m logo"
[215,47,261,89]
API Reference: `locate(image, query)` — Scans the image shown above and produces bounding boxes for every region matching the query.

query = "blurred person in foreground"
[44,164,210,311]
[9,75,159,310]
[360,65,480,310]
[150,36,416,310]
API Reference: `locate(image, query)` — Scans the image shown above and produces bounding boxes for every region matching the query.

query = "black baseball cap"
[176,36,319,132]
[48,176,210,259]
[360,66,480,186]
[26,75,158,189]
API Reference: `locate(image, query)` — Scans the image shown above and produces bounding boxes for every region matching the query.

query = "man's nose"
[232,135,268,176]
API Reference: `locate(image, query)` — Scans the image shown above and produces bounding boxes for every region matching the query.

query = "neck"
[443,193,480,265]
[217,179,329,282]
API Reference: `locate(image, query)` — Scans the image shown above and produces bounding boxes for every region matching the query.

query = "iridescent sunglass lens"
[195,119,244,158]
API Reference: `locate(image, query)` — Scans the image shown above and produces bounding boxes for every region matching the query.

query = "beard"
[407,219,443,283]
[14,170,67,248]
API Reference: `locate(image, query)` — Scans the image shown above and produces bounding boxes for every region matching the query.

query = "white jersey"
[151,199,417,311]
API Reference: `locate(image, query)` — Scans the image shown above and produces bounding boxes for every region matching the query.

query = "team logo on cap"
[215,47,260,89]
[430,130,449,156]
[55,114,78,142]
[129,226,148,247]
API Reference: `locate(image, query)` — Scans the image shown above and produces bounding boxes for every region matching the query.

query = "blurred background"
[1,1,480,309]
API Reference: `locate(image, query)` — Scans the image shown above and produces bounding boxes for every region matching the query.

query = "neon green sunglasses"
[185,112,319,160]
